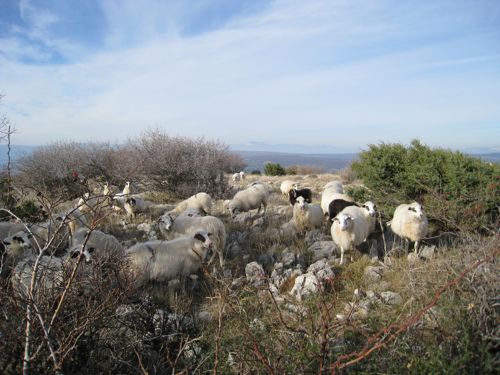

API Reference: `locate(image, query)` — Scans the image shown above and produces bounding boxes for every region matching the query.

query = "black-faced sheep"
[125,230,213,287]
[288,188,313,206]
[390,202,428,253]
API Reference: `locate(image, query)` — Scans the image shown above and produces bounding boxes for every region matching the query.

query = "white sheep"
[158,213,226,267]
[1,231,34,277]
[169,192,213,216]
[226,183,269,217]
[56,208,88,238]
[324,180,344,193]
[124,195,148,219]
[292,196,324,232]
[68,228,123,261]
[76,193,109,215]
[390,202,428,253]
[125,230,213,287]
[239,171,246,180]
[103,182,119,197]
[280,180,298,197]
[122,181,133,195]
[232,173,241,182]
[0,222,27,240]
[321,191,353,217]
[10,255,64,299]
[331,206,370,265]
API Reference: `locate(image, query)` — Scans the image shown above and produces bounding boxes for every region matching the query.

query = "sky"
[0,0,499,153]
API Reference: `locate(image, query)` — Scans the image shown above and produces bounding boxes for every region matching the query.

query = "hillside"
[0,169,497,373]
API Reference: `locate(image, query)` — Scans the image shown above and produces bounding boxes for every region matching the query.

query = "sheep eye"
[194,233,205,242]
[88,247,96,253]
[71,252,80,259]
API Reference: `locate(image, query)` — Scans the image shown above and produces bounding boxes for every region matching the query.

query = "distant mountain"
[234,150,358,172]
[230,141,353,154]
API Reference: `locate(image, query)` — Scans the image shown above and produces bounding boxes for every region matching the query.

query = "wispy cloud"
[0,0,499,151]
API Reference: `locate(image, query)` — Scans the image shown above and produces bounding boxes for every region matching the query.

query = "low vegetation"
[0,138,498,374]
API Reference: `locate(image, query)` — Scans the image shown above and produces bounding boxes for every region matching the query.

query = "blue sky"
[0,0,499,153]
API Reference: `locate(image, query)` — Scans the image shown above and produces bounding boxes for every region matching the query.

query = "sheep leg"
[414,240,420,254]
[340,247,345,265]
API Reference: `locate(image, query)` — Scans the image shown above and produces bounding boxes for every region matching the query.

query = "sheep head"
[333,213,354,231]
[193,231,213,263]
[408,202,425,218]
[158,213,175,231]
[361,201,377,217]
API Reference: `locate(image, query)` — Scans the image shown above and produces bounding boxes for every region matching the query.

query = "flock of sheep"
[0,174,429,300]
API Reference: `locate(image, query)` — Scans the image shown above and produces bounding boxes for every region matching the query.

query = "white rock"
[245,261,266,287]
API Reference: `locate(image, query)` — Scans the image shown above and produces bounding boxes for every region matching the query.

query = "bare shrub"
[131,129,242,197]
[339,163,357,184]
[13,131,244,200]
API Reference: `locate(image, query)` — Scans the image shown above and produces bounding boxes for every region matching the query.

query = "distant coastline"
[0,145,498,172]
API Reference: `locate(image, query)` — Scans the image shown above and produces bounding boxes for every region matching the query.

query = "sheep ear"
[71,251,79,259]
[194,233,206,242]
[87,247,96,254]
[332,217,339,222]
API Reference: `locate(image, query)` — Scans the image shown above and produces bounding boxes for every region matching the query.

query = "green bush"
[264,162,286,176]
[351,140,499,232]
[250,169,262,175]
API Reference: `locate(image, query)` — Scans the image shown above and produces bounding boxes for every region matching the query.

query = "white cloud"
[1,0,499,151]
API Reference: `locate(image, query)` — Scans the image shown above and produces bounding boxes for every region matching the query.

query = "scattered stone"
[304,230,331,247]
[197,310,213,324]
[252,217,266,228]
[419,245,436,260]
[308,241,338,262]
[290,273,319,301]
[380,291,403,305]
[364,265,385,281]
[250,318,265,333]
[373,281,391,292]
[281,250,296,268]
[137,223,152,233]
[245,261,266,287]
[230,277,246,289]
[233,212,255,225]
